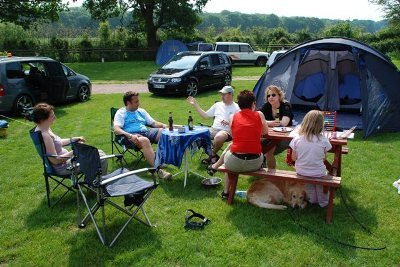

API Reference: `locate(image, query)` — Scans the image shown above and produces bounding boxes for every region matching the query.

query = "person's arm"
[291,149,298,161]
[114,125,142,144]
[187,96,210,119]
[151,121,167,128]
[42,132,73,165]
[258,111,269,135]
[60,136,85,146]
[280,102,293,127]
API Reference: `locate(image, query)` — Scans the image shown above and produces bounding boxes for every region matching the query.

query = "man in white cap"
[187,86,240,164]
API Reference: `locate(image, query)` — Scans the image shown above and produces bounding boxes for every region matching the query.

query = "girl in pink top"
[289,110,332,207]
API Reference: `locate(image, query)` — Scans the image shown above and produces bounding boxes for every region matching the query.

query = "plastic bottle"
[188,111,194,130]
[235,190,247,199]
[168,112,174,131]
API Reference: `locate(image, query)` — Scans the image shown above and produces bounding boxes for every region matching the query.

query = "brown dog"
[247,178,307,210]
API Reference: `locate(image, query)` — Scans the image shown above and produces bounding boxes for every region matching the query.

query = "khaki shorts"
[209,127,232,141]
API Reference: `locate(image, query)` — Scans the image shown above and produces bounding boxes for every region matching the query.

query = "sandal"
[207,165,218,176]
[202,154,220,165]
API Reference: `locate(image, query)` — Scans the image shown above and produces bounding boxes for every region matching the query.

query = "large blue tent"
[156,40,188,65]
[253,37,400,137]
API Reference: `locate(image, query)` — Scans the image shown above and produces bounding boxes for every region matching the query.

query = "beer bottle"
[188,111,194,130]
[168,112,174,131]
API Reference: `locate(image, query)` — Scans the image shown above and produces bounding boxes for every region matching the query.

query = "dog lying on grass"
[247,178,307,210]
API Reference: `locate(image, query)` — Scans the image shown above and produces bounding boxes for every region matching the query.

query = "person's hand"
[75,136,86,143]
[220,119,229,126]
[187,96,196,106]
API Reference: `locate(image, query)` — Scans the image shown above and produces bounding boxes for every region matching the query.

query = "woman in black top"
[259,85,294,169]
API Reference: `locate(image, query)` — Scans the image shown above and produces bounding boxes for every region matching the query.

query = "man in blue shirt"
[114,91,172,179]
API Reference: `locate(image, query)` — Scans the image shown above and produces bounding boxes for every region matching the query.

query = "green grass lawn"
[66,61,265,83]
[1,93,400,265]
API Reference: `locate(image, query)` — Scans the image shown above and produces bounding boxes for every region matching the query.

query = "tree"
[369,0,400,24]
[0,1,68,28]
[83,0,209,49]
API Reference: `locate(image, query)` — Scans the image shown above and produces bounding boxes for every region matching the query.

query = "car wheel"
[13,95,34,116]
[224,73,231,85]
[186,80,198,96]
[256,57,267,67]
[77,85,90,102]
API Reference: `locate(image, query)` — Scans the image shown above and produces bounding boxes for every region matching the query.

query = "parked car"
[148,51,232,96]
[0,56,91,115]
[214,42,270,66]
[266,50,287,69]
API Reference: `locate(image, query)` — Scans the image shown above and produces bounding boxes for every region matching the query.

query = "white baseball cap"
[219,86,234,94]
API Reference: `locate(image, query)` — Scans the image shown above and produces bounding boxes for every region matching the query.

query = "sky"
[66,0,385,21]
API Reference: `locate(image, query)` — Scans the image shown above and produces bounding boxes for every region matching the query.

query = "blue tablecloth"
[155,126,212,168]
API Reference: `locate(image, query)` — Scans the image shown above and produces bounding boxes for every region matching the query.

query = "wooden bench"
[217,166,341,224]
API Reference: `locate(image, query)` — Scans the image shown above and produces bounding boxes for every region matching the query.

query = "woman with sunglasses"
[259,85,294,169]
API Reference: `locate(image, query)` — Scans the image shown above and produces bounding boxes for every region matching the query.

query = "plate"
[272,126,293,132]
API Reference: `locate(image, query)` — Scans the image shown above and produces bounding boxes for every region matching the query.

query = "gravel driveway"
[92,76,260,94]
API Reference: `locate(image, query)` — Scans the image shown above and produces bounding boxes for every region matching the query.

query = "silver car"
[0,56,91,114]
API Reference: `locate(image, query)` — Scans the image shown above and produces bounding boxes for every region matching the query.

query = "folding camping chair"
[72,142,158,247]
[323,111,337,132]
[110,107,144,167]
[29,128,77,207]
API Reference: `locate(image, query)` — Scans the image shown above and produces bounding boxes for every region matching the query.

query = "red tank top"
[230,109,262,154]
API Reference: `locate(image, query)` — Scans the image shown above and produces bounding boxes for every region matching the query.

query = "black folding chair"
[29,128,77,207]
[110,107,144,167]
[72,142,158,247]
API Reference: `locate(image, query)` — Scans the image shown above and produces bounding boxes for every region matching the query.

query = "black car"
[0,56,91,114]
[148,51,232,96]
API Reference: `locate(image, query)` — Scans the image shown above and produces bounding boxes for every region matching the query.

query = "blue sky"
[65,0,385,21]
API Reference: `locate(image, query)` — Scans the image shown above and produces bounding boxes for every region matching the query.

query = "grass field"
[66,61,266,83]
[1,92,400,266]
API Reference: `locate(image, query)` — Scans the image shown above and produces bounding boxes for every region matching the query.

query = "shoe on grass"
[221,191,229,199]
[157,169,172,180]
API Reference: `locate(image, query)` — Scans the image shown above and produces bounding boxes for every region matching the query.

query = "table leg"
[184,149,188,188]
[227,173,239,205]
[325,187,336,224]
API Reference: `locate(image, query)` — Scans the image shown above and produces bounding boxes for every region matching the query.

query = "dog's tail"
[248,199,287,210]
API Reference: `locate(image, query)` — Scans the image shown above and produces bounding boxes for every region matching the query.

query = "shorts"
[209,127,232,141]
[136,128,160,143]
[224,150,264,173]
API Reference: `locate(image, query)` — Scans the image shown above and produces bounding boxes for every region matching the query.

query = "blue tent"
[253,37,400,137]
[156,40,188,65]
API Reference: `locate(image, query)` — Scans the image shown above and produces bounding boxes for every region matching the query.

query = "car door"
[43,61,69,103]
[209,54,225,86]
[239,44,254,63]
[195,55,213,89]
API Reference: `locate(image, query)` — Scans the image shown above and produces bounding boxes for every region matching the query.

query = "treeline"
[1,7,399,63]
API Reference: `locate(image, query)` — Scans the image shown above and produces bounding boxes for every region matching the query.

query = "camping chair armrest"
[100,168,153,186]
[43,153,71,159]
[100,154,123,161]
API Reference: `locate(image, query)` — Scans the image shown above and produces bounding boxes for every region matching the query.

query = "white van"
[214,42,269,66]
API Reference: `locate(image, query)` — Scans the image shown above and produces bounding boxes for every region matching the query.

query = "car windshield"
[162,54,200,69]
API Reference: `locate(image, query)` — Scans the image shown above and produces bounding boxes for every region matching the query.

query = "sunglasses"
[267,93,277,98]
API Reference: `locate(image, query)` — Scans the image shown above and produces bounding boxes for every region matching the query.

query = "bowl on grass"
[201,177,222,188]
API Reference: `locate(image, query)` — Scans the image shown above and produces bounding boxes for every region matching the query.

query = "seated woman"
[32,103,107,175]
[259,85,293,169]
[208,90,268,199]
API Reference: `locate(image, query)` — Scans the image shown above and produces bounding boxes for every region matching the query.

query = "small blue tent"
[156,40,188,65]
[253,37,400,137]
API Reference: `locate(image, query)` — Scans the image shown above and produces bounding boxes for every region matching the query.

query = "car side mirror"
[199,64,207,70]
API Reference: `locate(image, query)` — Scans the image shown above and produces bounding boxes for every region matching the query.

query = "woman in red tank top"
[208,90,268,199]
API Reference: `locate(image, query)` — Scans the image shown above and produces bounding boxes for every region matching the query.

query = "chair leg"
[45,176,51,207]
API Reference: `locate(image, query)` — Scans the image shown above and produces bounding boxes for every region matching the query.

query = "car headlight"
[171,78,181,83]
